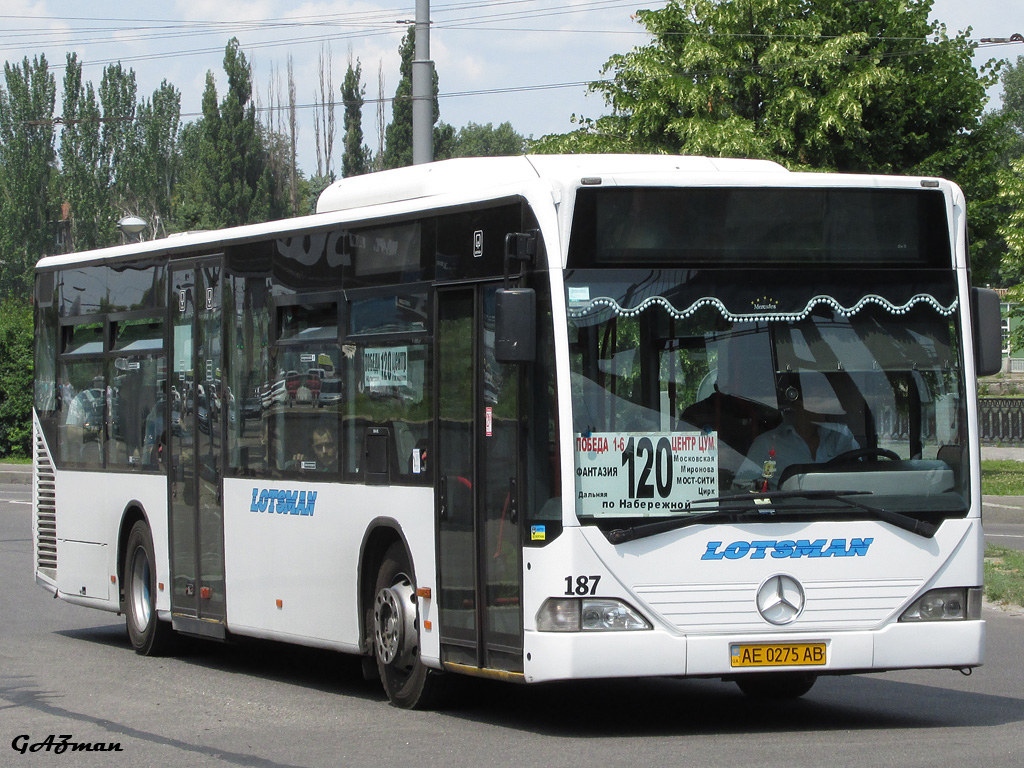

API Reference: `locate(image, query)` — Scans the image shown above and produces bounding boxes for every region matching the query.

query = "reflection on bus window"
[59,361,105,467]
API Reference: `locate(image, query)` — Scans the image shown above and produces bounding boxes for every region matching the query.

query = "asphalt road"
[2,484,1023,768]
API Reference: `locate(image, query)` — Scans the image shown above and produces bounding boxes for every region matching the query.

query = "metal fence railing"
[979,398,1024,445]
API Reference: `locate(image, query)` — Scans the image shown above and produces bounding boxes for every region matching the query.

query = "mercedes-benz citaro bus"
[32,155,1003,708]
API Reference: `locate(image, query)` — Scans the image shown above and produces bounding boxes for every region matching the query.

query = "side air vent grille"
[34,427,57,577]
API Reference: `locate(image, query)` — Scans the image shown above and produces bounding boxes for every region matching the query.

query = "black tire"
[123,520,176,656]
[372,543,444,709]
[735,672,817,699]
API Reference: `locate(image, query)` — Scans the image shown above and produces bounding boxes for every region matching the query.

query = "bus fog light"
[581,599,651,631]
[900,588,973,622]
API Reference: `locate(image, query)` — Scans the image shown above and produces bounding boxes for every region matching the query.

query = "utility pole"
[412,0,433,164]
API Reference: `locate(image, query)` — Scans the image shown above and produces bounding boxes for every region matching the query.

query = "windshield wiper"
[606,489,937,544]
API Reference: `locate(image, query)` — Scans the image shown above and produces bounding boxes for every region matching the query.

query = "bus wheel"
[372,543,443,709]
[735,672,817,699]
[123,520,175,656]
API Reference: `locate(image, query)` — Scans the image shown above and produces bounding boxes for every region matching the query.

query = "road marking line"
[984,502,1024,510]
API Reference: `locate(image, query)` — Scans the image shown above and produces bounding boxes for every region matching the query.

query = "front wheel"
[123,520,176,656]
[735,672,817,699]
[372,543,444,708]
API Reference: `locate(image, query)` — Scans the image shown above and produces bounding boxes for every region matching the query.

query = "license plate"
[730,642,827,668]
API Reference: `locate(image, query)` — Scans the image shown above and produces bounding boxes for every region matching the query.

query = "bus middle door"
[436,284,524,675]
[168,260,226,639]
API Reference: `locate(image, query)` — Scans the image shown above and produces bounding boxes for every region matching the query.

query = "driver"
[735,373,858,492]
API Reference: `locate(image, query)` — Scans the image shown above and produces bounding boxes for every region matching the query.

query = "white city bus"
[32,155,1003,708]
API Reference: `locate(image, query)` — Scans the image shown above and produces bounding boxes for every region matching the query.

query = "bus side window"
[345,340,431,485]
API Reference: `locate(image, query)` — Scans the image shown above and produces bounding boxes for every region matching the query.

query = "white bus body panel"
[50,469,169,613]
[221,479,439,661]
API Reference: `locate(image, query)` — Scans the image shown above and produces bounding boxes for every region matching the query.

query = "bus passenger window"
[59,361,105,467]
[345,341,431,484]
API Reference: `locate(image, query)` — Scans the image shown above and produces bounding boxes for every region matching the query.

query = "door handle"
[508,477,518,524]
[439,475,448,521]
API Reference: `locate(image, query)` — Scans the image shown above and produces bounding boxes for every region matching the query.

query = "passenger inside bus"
[734,373,859,491]
[287,423,338,472]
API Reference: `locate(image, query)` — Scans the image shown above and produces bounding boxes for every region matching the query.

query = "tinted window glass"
[350,293,428,336]
[113,318,163,352]
[60,267,106,317]
[108,262,165,311]
[569,187,951,267]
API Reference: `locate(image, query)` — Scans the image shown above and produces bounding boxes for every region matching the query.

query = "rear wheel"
[735,672,817,699]
[372,543,444,708]
[123,520,176,656]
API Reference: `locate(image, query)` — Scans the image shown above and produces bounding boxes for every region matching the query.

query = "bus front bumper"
[521,618,985,683]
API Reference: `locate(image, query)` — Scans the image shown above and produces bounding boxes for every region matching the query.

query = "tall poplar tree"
[179,39,285,229]
[341,55,371,177]
[381,27,445,169]
[135,80,181,233]
[59,54,107,252]
[0,54,56,294]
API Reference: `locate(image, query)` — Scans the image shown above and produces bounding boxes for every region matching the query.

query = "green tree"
[997,158,1024,349]
[1001,160,1024,265]
[973,56,1024,286]
[219,39,262,224]
[99,63,139,219]
[997,55,1024,162]
[134,80,181,234]
[179,39,286,229]
[381,28,416,169]
[0,54,56,295]
[0,299,33,457]
[451,122,526,158]
[58,54,104,250]
[381,27,443,169]
[341,55,371,177]
[535,0,995,174]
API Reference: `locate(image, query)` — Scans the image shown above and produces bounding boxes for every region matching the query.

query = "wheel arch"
[357,518,413,654]
[116,501,151,606]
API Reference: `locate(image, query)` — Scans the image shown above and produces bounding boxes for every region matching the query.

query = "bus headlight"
[536,598,651,632]
[899,587,982,622]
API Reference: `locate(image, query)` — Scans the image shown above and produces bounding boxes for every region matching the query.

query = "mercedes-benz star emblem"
[756,574,805,625]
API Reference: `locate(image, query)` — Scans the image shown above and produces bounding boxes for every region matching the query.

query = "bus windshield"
[566,267,968,525]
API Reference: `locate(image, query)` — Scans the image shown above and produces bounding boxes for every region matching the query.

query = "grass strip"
[984,546,1024,608]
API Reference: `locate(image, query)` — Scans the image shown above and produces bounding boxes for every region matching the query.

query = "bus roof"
[315,154,788,213]
[36,154,788,271]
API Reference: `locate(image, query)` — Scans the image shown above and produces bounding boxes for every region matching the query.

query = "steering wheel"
[824,447,900,466]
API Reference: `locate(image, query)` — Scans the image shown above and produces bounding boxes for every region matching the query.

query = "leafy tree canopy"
[450,122,526,158]
[535,0,997,174]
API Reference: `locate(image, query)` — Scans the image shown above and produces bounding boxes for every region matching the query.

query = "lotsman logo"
[701,538,873,560]
[250,488,317,517]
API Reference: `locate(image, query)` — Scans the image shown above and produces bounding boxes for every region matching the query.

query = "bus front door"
[168,261,226,639]
[436,286,524,675]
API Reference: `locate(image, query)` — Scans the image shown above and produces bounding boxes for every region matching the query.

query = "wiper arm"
[606,488,937,544]
[822,493,938,538]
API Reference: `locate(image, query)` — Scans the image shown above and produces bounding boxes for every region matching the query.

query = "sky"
[1,0,1023,178]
